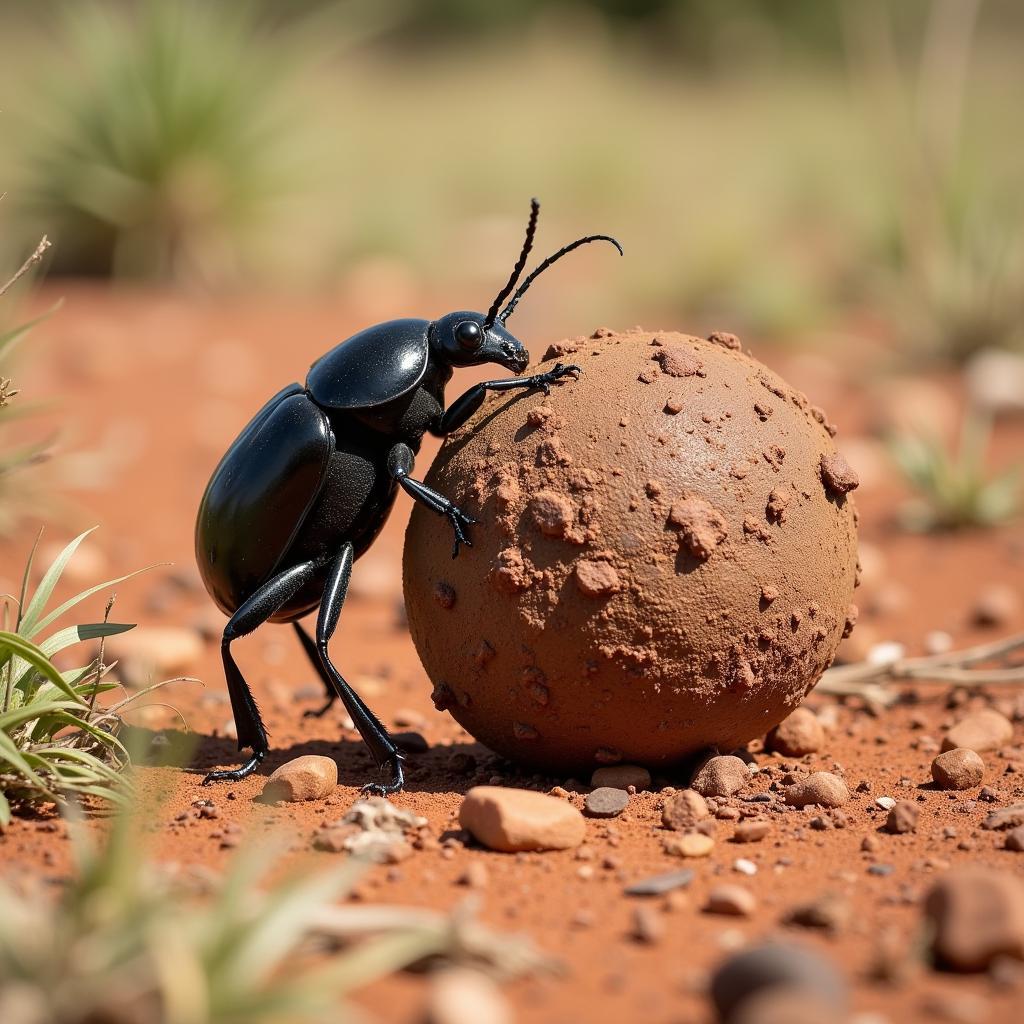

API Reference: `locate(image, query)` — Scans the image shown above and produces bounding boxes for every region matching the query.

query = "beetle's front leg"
[432,363,582,436]
[388,442,476,558]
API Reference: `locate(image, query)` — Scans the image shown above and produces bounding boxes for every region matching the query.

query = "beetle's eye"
[455,320,482,351]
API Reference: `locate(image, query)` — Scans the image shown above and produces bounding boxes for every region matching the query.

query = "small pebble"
[692,755,749,798]
[624,868,694,897]
[705,884,757,917]
[932,748,985,790]
[710,942,848,1023]
[661,789,710,831]
[260,755,338,803]
[942,710,1014,754]
[590,764,651,791]
[765,708,824,757]
[784,772,850,809]
[925,867,1024,971]
[734,858,758,876]
[664,832,715,858]
[585,787,629,818]
[885,801,919,835]
[733,821,772,843]
[632,905,665,944]
[428,967,511,1024]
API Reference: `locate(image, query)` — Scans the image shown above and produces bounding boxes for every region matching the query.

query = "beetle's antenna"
[483,198,540,329]
[497,234,623,324]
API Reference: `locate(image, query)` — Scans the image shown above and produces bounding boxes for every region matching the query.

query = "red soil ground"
[2,286,1023,1023]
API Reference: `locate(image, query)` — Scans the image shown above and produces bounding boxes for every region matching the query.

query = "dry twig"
[0,236,51,298]
[819,632,1024,707]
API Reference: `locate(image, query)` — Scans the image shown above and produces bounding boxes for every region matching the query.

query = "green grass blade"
[39,621,135,658]
[18,528,97,637]
[0,301,62,360]
[0,631,82,702]
[0,789,9,827]
[30,564,160,639]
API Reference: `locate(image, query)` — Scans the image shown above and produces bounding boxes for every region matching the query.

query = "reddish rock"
[765,708,824,757]
[705,884,757,917]
[661,789,710,831]
[925,868,1024,971]
[692,755,749,798]
[784,772,850,809]
[931,748,985,790]
[884,801,919,834]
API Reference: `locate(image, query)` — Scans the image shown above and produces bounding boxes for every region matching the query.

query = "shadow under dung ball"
[403,329,859,773]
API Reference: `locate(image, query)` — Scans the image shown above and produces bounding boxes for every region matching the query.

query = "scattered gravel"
[765,708,825,757]
[459,786,586,852]
[692,755,749,798]
[931,748,985,790]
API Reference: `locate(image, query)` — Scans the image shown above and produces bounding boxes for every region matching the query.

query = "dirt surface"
[2,286,1024,1024]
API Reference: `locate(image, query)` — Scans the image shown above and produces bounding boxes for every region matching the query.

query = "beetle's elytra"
[195,199,622,794]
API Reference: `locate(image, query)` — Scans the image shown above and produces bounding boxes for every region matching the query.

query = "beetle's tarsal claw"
[361,757,405,796]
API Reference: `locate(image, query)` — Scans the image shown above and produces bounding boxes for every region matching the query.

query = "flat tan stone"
[459,786,585,852]
[261,755,337,802]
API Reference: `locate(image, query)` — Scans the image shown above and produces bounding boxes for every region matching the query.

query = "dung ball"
[403,329,858,773]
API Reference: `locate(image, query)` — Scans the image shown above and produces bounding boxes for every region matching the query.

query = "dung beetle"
[195,199,622,794]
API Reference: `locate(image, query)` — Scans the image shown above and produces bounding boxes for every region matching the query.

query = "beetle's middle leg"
[388,442,476,558]
[307,541,406,795]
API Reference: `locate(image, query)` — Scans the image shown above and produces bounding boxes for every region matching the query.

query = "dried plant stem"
[0,237,51,298]
[819,632,1024,706]
[309,898,558,981]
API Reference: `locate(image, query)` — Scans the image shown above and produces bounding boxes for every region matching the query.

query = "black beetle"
[195,199,621,794]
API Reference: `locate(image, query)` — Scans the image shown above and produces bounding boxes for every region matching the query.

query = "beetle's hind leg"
[311,542,405,795]
[203,561,318,785]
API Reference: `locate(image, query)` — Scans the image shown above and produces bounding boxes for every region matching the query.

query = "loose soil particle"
[783,772,850,808]
[765,707,825,757]
[661,789,710,831]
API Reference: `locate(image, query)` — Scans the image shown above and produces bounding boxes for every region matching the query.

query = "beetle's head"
[431,311,528,374]
[432,199,621,376]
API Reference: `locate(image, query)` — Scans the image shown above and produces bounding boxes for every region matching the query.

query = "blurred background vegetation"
[0,0,1021,360]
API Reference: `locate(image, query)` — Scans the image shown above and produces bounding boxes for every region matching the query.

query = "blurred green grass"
[0,0,1021,355]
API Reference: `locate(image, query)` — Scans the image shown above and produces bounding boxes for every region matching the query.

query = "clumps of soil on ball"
[404,328,859,773]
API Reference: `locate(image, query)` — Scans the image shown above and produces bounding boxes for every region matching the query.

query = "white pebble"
[923,630,953,656]
[867,642,905,666]
[876,796,896,810]
[733,858,758,876]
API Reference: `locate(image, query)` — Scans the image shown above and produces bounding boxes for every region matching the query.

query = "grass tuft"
[0,530,165,824]
[889,410,1020,531]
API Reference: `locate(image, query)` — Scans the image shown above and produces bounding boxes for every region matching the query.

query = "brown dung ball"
[403,328,859,773]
